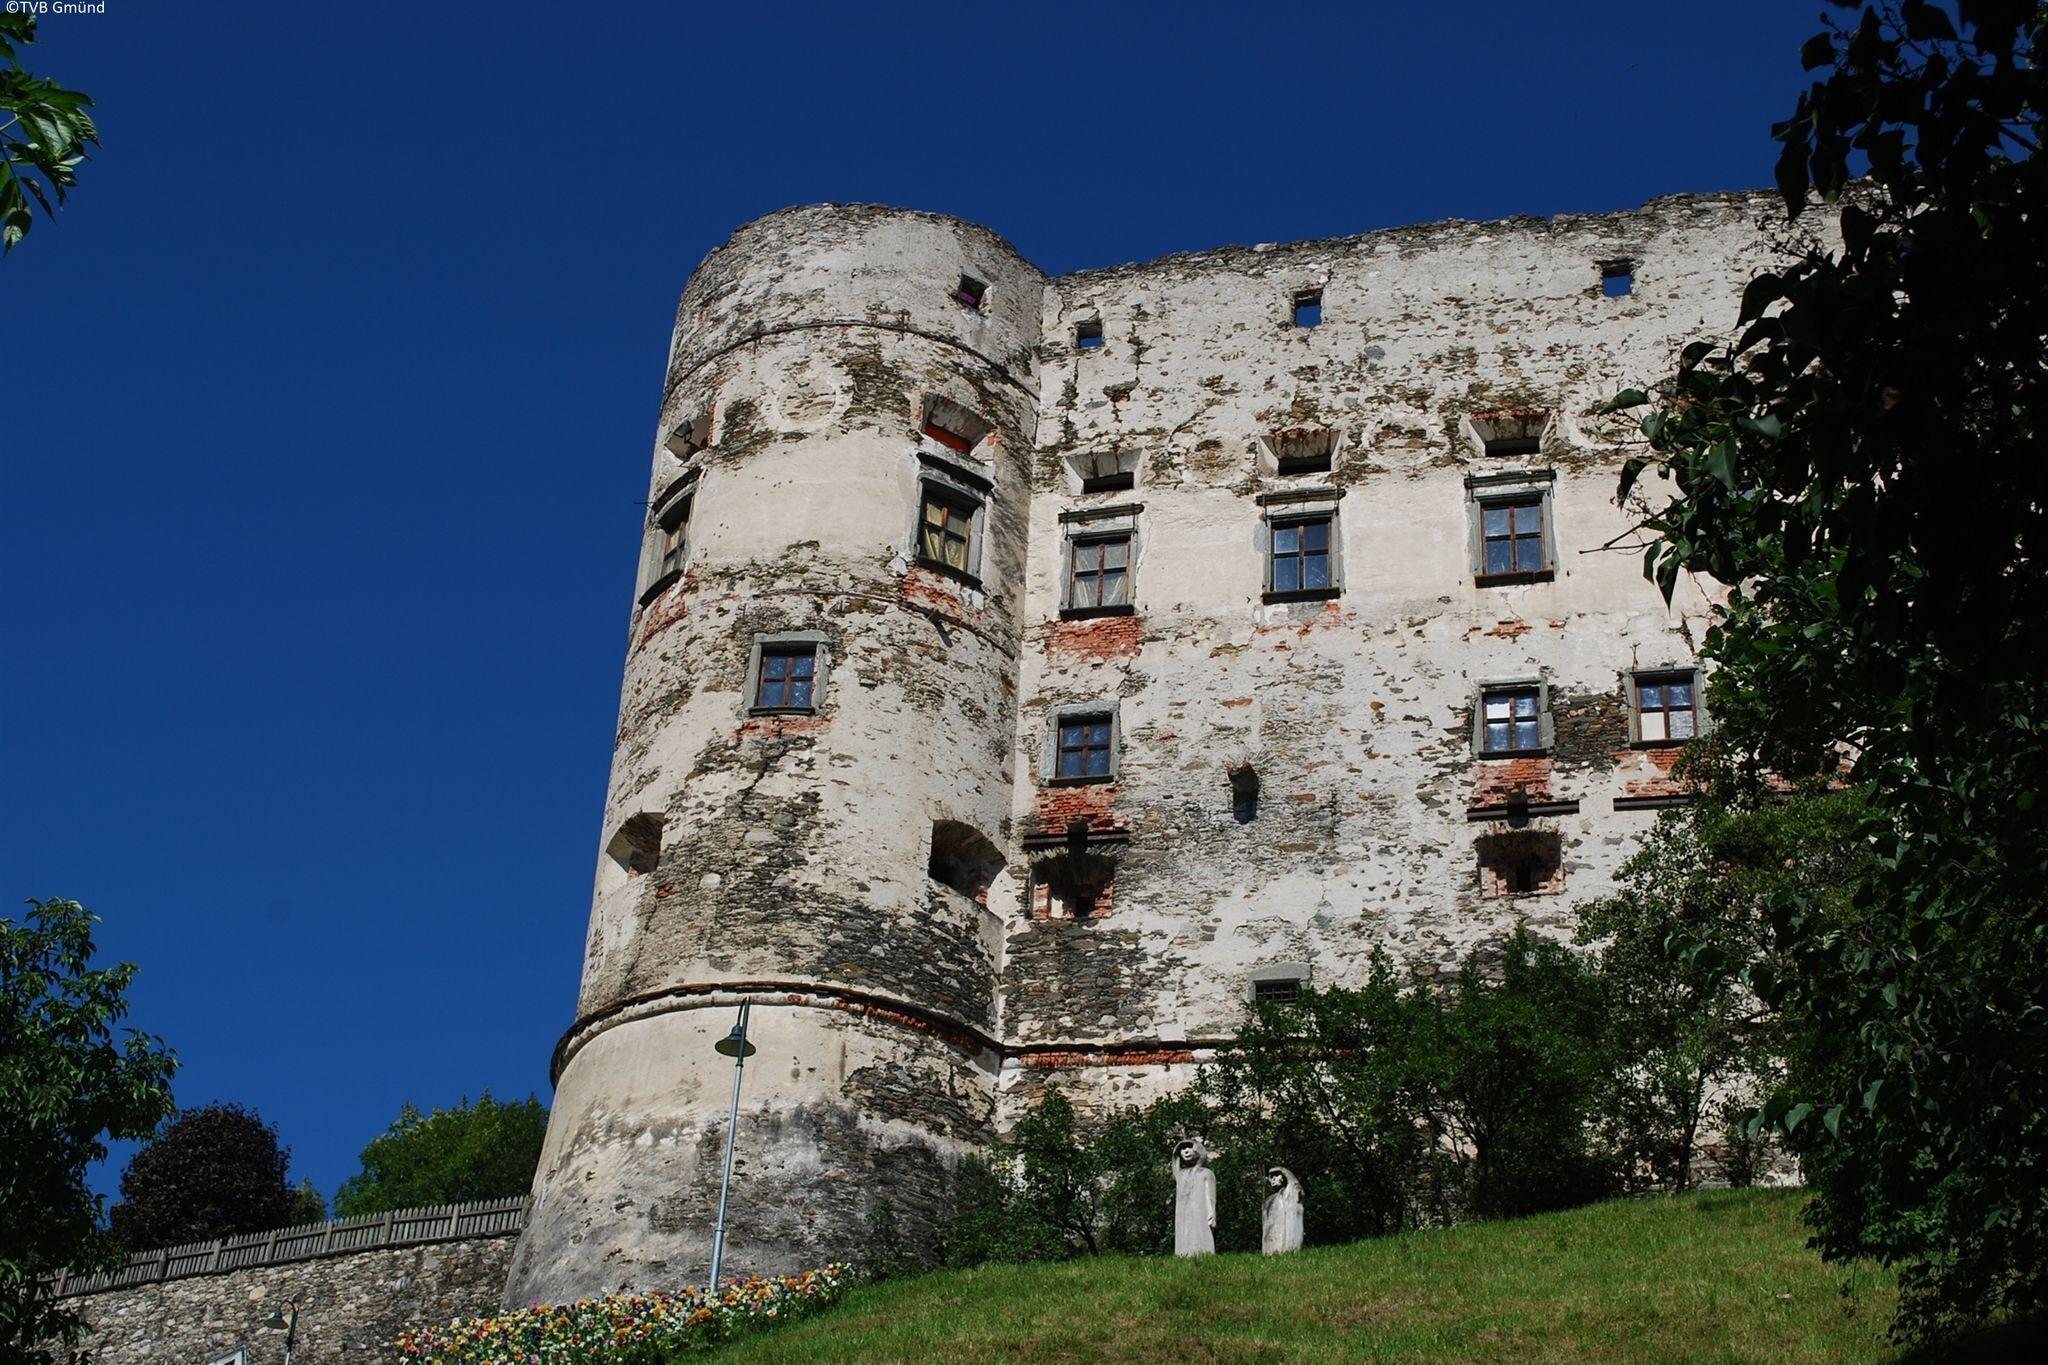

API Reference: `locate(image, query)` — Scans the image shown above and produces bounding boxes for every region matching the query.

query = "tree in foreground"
[1,899,177,1362]
[1610,0,2047,1340]
[0,16,97,253]
[333,1092,548,1217]
[109,1103,300,1249]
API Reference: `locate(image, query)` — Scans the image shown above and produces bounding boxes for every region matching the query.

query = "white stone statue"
[1171,1137,1217,1257]
[1261,1166,1304,1254]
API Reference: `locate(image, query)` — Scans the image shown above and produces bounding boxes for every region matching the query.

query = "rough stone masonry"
[506,191,1801,1302]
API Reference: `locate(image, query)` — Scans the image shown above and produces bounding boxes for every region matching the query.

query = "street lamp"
[261,1297,298,1365]
[708,1000,756,1294]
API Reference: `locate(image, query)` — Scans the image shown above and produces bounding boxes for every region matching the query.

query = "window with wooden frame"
[1270,515,1333,595]
[1056,713,1115,780]
[1067,533,1132,612]
[1479,495,1547,576]
[1466,469,1556,583]
[753,643,818,711]
[1476,681,1549,756]
[920,395,992,456]
[917,484,978,574]
[638,478,697,604]
[1632,669,1701,745]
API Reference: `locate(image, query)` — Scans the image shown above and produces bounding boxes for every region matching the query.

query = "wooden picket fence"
[51,1196,528,1298]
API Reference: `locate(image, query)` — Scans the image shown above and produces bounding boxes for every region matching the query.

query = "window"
[1482,435,1542,457]
[1247,962,1311,1003]
[920,395,991,455]
[1480,496,1546,576]
[1070,448,1137,493]
[953,274,987,310]
[754,644,817,711]
[1270,515,1333,595]
[1477,832,1562,898]
[1270,426,1335,476]
[918,485,978,573]
[1478,683,1546,755]
[1466,469,1556,581]
[638,479,696,603]
[1076,318,1104,349]
[1633,670,1700,744]
[1056,714,1115,779]
[928,820,1003,901]
[1291,288,1322,328]
[664,407,711,459]
[605,813,663,879]
[1599,259,1635,297]
[1468,410,1549,459]
[1067,534,1132,611]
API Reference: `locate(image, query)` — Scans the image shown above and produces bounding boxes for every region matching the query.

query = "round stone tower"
[504,206,1045,1302]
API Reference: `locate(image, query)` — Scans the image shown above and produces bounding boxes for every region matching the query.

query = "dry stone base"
[72,1237,516,1365]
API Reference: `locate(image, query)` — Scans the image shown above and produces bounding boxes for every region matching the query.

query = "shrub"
[335,1093,547,1216]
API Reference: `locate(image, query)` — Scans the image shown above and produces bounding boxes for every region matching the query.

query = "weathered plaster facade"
[508,193,1785,1302]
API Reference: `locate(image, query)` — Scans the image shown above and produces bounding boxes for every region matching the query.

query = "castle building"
[503,192,1779,1302]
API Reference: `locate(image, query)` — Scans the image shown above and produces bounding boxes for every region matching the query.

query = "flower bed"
[395,1264,856,1363]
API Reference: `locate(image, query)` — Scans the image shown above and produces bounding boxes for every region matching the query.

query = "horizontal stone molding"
[666,317,1037,402]
[551,979,1225,1084]
[51,1196,528,1299]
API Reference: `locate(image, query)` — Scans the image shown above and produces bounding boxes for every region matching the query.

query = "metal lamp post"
[261,1298,298,1365]
[708,1000,756,1293]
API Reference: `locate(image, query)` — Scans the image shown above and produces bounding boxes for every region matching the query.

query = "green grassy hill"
[725,1190,1902,1363]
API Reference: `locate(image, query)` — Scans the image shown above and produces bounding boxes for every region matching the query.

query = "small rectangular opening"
[1291,289,1322,328]
[1252,977,1302,1004]
[1077,449,1137,493]
[954,274,987,310]
[1075,319,1104,350]
[1482,437,1542,458]
[921,395,992,455]
[1600,259,1635,298]
[1271,426,1335,476]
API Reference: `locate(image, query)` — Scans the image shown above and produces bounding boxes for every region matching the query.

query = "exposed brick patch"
[1046,612,1143,662]
[1472,755,1555,806]
[901,565,983,620]
[635,576,693,651]
[1031,782,1125,835]
[1020,1046,1195,1069]
[1616,744,1693,800]
[738,712,832,741]
[1485,618,1531,639]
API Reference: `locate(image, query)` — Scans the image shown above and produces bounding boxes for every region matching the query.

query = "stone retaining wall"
[71,1236,516,1365]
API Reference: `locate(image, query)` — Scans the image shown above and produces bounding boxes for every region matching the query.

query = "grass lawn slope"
[724,1190,1899,1363]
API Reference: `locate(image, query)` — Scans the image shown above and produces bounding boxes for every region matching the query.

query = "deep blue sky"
[3,1,1824,1208]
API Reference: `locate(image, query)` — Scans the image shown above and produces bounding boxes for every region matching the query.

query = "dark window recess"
[953,274,987,310]
[1270,516,1332,593]
[928,820,1003,900]
[1069,535,1132,610]
[1480,497,1545,575]
[1478,831,1562,898]
[1271,426,1335,475]
[918,487,977,572]
[1253,977,1302,1004]
[920,395,991,454]
[1482,686,1543,754]
[605,813,663,878]
[755,645,817,710]
[1600,259,1635,297]
[1076,319,1104,349]
[1291,288,1322,328]
[1076,450,1137,492]
[1056,715,1114,779]
[1482,436,1542,457]
[1638,673,1698,742]
[655,495,691,579]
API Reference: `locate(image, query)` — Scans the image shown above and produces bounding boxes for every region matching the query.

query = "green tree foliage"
[950,930,1618,1265]
[288,1178,326,1226]
[0,16,97,252]
[1608,1,2048,1339]
[1574,743,1874,1192]
[1,899,177,1361]
[333,1093,548,1216]
[109,1103,298,1249]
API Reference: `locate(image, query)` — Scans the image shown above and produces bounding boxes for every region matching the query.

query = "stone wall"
[71,1236,516,1365]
